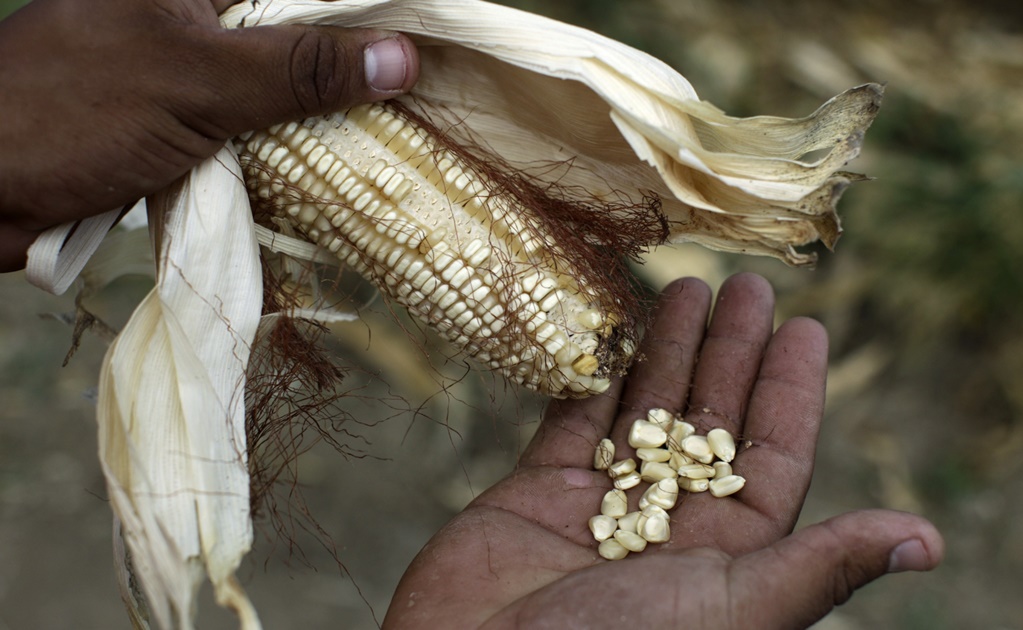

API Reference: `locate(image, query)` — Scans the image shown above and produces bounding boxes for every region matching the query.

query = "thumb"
[191,25,419,138]
[731,509,944,629]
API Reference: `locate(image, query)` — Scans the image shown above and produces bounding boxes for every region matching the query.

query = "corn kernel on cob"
[236,102,638,398]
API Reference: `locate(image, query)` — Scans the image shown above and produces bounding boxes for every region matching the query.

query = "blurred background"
[1,0,1021,628]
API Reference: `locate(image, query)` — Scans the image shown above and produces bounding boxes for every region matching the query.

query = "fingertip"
[773,316,829,354]
[887,518,945,573]
[719,272,773,301]
[711,272,774,334]
[204,25,421,137]
[887,539,932,573]
[651,276,713,327]
[660,276,711,300]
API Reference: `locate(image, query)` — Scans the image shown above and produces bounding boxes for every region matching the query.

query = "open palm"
[384,274,942,629]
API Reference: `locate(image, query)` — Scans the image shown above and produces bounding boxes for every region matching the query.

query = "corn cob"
[235,102,636,398]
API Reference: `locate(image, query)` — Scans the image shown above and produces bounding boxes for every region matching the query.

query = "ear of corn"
[236,102,632,398]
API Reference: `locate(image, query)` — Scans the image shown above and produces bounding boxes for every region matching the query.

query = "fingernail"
[365,38,410,93]
[888,539,929,573]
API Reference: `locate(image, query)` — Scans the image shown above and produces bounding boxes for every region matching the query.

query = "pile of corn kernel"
[590,408,745,560]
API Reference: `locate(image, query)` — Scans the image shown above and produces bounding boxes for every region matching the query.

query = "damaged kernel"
[594,438,615,470]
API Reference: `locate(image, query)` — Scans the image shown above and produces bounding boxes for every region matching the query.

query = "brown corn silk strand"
[388,100,670,377]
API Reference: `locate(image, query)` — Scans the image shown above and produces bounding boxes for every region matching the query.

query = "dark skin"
[0,0,418,271]
[1,0,943,626]
[384,274,944,628]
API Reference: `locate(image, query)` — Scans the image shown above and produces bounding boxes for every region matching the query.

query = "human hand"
[0,0,419,271]
[384,273,944,629]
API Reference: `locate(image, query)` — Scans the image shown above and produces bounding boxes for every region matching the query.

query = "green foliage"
[846,96,1023,343]
[0,0,28,19]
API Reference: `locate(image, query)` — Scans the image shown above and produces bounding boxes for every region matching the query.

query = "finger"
[684,273,774,436]
[609,278,712,451]
[734,317,828,528]
[212,0,242,13]
[518,378,625,469]
[730,510,944,628]
[0,224,41,273]
[182,25,419,139]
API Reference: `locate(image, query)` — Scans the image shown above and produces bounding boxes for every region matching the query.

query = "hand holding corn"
[0,0,419,272]
[386,274,944,629]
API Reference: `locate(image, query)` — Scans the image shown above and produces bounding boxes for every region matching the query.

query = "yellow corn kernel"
[236,103,633,398]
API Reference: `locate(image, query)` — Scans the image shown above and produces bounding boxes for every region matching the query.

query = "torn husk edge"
[96,146,263,629]
[222,0,882,266]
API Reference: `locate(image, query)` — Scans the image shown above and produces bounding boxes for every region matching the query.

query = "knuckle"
[288,29,350,113]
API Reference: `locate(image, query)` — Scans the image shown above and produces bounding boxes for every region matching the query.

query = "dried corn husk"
[26,1,881,627]
[221,0,880,265]
[96,147,263,629]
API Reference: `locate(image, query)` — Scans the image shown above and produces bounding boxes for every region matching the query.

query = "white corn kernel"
[640,504,669,520]
[668,451,694,470]
[677,463,716,479]
[608,458,636,478]
[617,511,641,534]
[639,461,676,483]
[629,420,668,449]
[638,511,671,543]
[709,474,746,498]
[598,538,629,561]
[601,489,628,518]
[668,420,696,447]
[636,447,671,463]
[588,515,618,541]
[647,408,674,430]
[577,309,603,330]
[681,435,715,464]
[594,439,615,471]
[613,471,642,490]
[613,529,648,553]
[713,461,733,478]
[678,477,710,493]
[635,505,661,536]
[643,478,679,510]
[708,428,737,463]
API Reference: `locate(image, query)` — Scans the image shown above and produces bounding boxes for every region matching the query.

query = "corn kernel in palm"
[629,419,668,449]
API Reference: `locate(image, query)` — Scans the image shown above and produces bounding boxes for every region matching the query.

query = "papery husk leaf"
[222,0,882,266]
[253,223,337,265]
[77,215,155,294]
[254,221,363,324]
[96,146,263,629]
